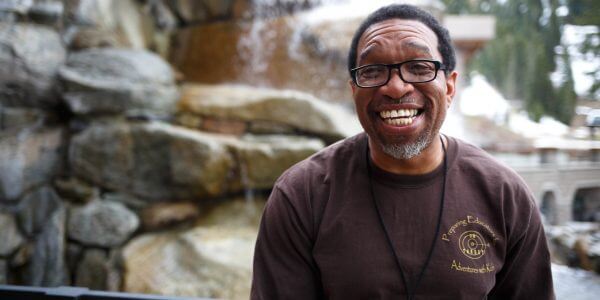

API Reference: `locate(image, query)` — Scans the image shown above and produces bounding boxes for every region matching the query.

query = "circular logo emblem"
[459,231,487,259]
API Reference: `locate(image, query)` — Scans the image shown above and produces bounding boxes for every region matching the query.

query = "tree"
[443,0,587,123]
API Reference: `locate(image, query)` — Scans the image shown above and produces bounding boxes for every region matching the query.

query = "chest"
[312,183,505,299]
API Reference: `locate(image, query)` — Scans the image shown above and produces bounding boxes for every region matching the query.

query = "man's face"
[351,19,457,160]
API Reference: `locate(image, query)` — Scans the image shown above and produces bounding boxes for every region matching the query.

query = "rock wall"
[0,0,357,299]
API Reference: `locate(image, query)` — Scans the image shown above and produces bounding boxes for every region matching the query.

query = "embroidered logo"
[459,231,487,259]
[442,215,500,274]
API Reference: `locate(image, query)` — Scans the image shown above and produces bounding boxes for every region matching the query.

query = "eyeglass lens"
[355,61,438,87]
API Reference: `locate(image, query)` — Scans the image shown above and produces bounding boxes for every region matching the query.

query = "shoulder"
[447,136,539,240]
[449,136,530,194]
[275,133,366,192]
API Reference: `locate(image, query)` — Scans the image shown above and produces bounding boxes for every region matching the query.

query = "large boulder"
[178,84,360,143]
[231,134,323,189]
[0,127,66,202]
[59,48,179,118]
[68,200,139,247]
[69,121,235,200]
[122,197,266,299]
[0,22,66,107]
[0,212,24,257]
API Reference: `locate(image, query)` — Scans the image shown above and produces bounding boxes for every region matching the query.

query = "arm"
[250,186,323,300]
[488,199,555,300]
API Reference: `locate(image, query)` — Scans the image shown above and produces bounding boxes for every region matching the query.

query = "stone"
[0,22,66,108]
[68,28,122,50]
[27,203,68,286]
[10,241,32,268]
[16,185,63,236]
[147,0,177,30]
[66,243,83,275]
[178,84,360,143]
[0,259,6,284]
[68,200,139,247]
[0,212,24,257]
[197,197,266,228]
[248,120,295,135]
[28,0,64,25]
[68,0,151,49]
[54,177,97,203]
[69,121,236,200]
[231,134,323,189]
[103,192,148,211]
[59,48,179,118]
[106,249,124,292]
[175,112,203,129]
[169,15,353,102]
[200,117,247,135]
[547,222,600,272]
[0,127,66,202]
[140,202,200,231]
[123,226,255,299]
[75,248,109,290]
[0,106,47,131]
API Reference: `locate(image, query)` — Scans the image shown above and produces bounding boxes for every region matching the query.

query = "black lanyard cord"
[366,135,448,300]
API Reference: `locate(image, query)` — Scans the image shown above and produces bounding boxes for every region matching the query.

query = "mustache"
[391,97,418,104]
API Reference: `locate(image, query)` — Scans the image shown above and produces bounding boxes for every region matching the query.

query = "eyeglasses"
[351,59,446,88]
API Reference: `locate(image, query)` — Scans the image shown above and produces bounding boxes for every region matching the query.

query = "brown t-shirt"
[251,133,554,300]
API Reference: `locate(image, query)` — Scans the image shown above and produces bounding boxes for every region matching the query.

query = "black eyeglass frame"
[350,59,447,88]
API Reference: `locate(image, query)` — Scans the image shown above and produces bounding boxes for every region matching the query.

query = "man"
[251,4,554,300]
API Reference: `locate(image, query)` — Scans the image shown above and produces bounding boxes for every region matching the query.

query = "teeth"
[384,117,415,126]
[379,109,418,119]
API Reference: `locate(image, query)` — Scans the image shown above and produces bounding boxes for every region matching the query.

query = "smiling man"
[251,4,554,300]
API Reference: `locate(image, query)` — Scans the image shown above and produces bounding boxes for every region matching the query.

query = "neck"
[368,134,445,175]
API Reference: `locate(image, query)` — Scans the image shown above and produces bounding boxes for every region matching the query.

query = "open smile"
[379,108,424,126]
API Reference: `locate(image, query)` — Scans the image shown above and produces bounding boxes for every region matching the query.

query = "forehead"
[357,19,440,63]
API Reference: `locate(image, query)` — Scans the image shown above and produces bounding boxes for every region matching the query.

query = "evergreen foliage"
[442,0,598,124]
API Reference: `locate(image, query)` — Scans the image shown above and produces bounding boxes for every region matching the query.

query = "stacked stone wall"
[0,1,354,298]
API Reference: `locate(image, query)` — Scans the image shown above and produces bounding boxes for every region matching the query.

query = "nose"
[380,69,414,99]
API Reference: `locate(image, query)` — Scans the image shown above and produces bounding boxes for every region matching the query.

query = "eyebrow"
[357,41,433,64]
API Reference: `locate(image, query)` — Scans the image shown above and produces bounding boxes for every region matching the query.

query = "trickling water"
[238,158,256,209]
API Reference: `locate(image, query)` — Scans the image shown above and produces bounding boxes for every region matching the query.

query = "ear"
[349,79,357,94]
[445,71,458,108]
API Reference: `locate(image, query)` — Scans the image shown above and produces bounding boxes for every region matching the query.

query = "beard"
[378,107,446,160]
[380,127,433,160]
